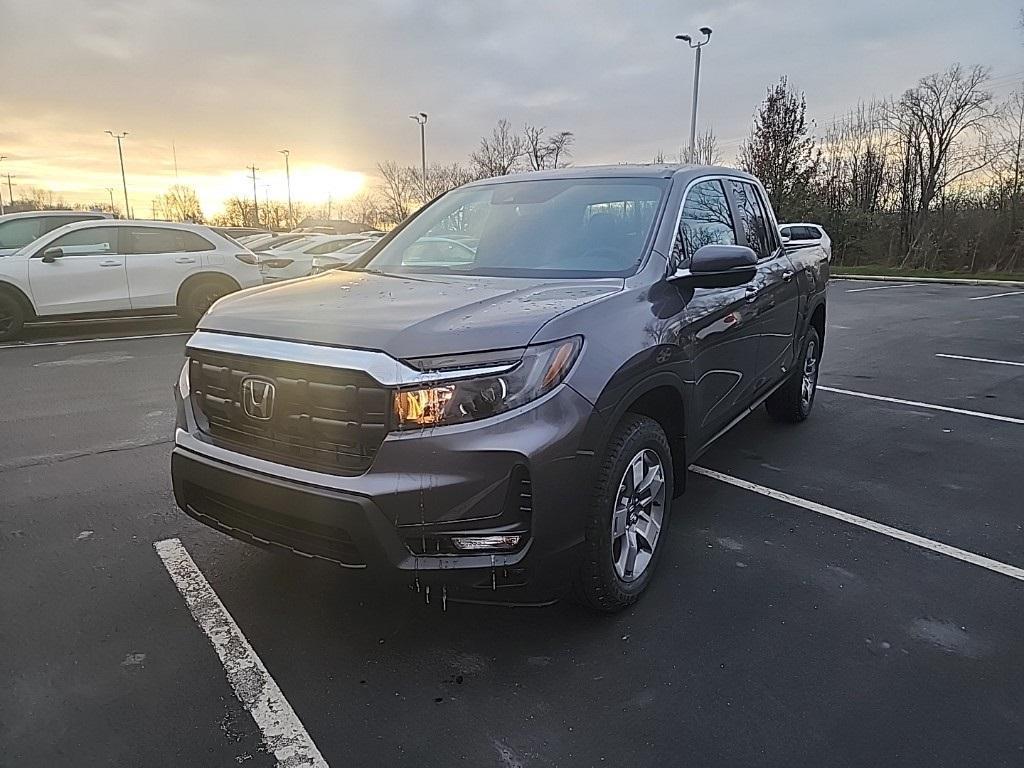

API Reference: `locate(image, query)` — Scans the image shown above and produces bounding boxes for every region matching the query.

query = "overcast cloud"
[0,0,1020,213]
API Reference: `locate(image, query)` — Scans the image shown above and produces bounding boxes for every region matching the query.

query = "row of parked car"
[0,210,383,341]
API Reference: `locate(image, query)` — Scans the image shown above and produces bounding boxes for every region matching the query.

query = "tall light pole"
[675,27,712,164]
[0,155,6,215]
[409,112,428,202]
[278,149,293,229]
[247,165,260,228]
[105,131,131,218]
[106,187,116,214]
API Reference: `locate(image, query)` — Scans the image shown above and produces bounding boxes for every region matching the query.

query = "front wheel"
[574,414,674,612]
[178,280,233,325]
[765,325,821,422]
[0,292,26,342]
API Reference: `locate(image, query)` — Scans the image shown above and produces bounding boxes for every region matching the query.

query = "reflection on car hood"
[199,270,623,358]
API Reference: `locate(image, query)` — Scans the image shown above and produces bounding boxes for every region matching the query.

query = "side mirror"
[670,244,757,289]
[780,232,792,244]
[41,247,64,263]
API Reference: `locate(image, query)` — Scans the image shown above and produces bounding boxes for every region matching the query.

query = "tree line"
[739,66,1023,274]
[6,63,1020,274]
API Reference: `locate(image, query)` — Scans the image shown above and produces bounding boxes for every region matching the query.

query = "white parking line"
[845,283,913,293]
[155,538,329,768]
[967,291,1024,301]
[936,353,1024,368]
[690,466,1024,584]
[0,332,189,349]
[818,385,1024,425]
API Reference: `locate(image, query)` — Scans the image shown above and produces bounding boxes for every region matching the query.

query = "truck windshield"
[364,178,667,278]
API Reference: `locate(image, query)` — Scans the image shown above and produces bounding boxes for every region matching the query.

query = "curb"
[833,274,1024,288]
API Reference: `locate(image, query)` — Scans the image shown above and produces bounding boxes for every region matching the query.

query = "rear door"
[27,226,129,315]
[729,181,801,392]
[672,177,762,445]
[123,226,214,309]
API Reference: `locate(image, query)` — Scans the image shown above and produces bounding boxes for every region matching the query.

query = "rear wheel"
[574,414,674,612]
[765,325,821,422]
[0,292,26,342]
[178,279,235,325]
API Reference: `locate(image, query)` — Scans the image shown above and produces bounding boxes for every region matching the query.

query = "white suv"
[0,220,262,340]
[779,222,832,261]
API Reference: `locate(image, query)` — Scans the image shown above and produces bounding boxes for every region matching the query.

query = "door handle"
[782,270,794,282]
[98,260,122,267]
[174,257,197,264]
[745,286,758,303]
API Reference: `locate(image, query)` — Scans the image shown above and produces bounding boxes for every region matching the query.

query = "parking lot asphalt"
[1,281,1022,767]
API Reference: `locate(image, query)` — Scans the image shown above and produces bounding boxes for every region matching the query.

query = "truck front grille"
[188,349,390,475]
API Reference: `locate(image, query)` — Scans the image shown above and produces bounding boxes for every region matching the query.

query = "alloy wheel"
[611,448,666,582]
[801,338,819,410]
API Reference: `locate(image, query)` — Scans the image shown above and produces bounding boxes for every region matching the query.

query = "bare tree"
[349,191,384,230]
[739,77,819,220]
[692,128,722,165]
[470,119,524,178]
[376,160,418,227]
[158,184,204,223]
[523,125,575,170]
[548,131,575,167]
[886,64,994,260]
[211,197,255,227]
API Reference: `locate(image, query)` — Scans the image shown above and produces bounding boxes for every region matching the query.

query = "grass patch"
[834,265,1024,282]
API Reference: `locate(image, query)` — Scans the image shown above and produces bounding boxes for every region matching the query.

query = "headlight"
[393,337,581,430]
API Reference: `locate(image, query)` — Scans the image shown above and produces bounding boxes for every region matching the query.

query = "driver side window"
[44,227,118,257]
[670,178,736,270]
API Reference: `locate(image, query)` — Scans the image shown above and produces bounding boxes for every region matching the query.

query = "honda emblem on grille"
[241,378,275,420]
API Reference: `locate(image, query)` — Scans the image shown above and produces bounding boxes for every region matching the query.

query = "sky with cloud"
[1,0,1021,216]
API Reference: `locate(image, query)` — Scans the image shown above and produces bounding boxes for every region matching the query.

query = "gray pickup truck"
[171,165,828,611]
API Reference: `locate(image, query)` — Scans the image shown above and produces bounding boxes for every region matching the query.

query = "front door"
[728,180,800,391]
[670,177,762,446]
[27,226,130,316]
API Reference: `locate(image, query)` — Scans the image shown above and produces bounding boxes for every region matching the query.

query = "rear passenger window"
[671,178,736,269]
[0,218,41,249]
[730,181,775,260]
[803,226,821,240]
[124,227,214,254]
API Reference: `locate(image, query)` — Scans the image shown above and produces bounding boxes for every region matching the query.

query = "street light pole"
[106,187,116,214]
[105,131,131,218]
[247,165,260,228]
[675,28,713,164]
[0,155,6,215]
[278,149,293,229]
[409,113,428,202]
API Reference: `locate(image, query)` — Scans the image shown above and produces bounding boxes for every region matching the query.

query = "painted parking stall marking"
[967,291,1024,301]
[845,283,914,293]
[936,353,1024,368]
[691,466,1024,584]
[155,538,329,768]
[818,385,1024,425]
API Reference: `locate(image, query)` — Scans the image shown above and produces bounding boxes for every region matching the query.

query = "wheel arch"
[175,271,241,309]
[0,280,37,319]
[587,372,689,498]
[809,301,826,344]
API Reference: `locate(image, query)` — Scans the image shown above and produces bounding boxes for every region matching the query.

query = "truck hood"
[199,270,623,358]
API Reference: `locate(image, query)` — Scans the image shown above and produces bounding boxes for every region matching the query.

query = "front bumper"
[172,379,601,599]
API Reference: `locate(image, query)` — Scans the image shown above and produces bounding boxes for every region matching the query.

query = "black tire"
[765,325,821,422]
[178,279,234,325]
[0,291,26,342]
[574,414,674,612]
